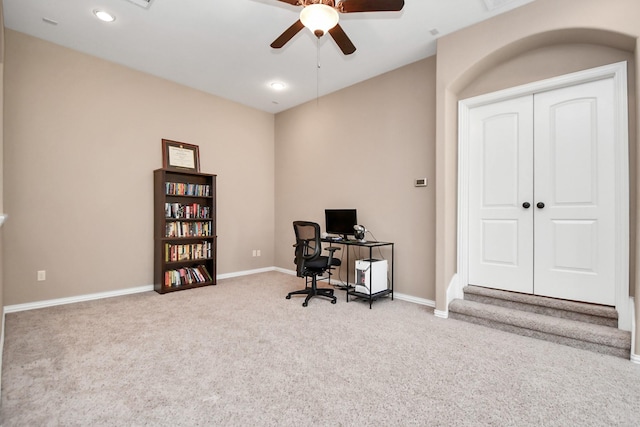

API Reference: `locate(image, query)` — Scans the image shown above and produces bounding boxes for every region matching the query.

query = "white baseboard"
[434,309,449,319]
[393,292,435,307]
[273,267,296,276]
[2,267,434,317]
[446,273,459,306]
[433,274,458,319]
[5,266,635,364]
[217,266,276,280]
[4,268,284,313]
[4,285,155,313]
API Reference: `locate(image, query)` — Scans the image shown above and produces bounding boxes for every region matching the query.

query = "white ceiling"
[3,0,534,113]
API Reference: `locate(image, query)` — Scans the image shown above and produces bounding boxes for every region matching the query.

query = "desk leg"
[346,245,350,302]
[369,246,373,309]
[391,243,394,300]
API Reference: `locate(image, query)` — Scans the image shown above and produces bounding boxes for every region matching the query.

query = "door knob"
[537,202,545,209]
[522,202,531,209]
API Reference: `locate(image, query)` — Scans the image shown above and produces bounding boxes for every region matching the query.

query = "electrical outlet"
[252,250,257,257]
[37,270,46,281]
[257,250,261,257]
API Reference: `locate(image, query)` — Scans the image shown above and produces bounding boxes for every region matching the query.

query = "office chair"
[286,221,341,307]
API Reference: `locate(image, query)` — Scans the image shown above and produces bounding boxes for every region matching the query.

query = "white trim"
[394,292,435,307]
[457,61,631,331]
[447,273,461,306]
[0,266,436,317]
[274,267,296,276]
[612,64,631,330]
[434,309,448,319]
[217,266,276,280]
[456,92,471,306]
[4,285,154,313]
[4,267,282,313]
[434,274,460,319]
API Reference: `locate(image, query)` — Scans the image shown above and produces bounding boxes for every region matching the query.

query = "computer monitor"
[325,209,358,240]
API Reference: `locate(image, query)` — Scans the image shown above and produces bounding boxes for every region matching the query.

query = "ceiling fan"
[270,0,405,55]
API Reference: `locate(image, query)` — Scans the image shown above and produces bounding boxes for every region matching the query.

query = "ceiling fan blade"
[338,0,405,13]
[271,20,305,49]
[275,0,301,5]
[328,24,356,55]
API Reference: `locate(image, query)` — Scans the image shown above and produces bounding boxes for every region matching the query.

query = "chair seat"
[294,256,341,271]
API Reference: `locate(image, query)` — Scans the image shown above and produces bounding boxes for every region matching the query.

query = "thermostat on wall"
[415,178,428,187]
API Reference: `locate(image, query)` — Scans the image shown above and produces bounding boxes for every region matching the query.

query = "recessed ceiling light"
[270,82,286,91]
[93,9,116,22]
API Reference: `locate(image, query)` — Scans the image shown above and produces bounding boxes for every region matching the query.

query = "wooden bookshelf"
[154,168,217,294]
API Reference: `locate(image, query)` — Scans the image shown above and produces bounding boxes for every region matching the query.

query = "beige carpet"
[2,271,639,426]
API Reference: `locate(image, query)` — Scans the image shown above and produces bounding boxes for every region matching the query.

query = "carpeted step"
[449,299,631,359]
[463,285,618,327]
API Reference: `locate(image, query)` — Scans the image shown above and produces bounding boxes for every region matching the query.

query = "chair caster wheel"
[302,302,308,307]
[286,295,291,299]
[331,299,336,304]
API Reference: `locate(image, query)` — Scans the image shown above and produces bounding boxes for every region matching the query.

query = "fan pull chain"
[316,37,320,106]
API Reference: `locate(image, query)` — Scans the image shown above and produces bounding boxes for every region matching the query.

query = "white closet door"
[533,78,616,305]
[468,95,534,293]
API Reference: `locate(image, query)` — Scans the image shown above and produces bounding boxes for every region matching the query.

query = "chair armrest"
[324,246,340,266]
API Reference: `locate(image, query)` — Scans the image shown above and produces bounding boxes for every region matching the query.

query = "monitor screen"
[325,209,358,239]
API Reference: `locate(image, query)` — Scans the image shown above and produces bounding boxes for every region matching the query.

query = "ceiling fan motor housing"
[271,0,404,54]
[301,0,336,6]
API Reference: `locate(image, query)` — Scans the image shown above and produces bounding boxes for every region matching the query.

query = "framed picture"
[162,139,200,172]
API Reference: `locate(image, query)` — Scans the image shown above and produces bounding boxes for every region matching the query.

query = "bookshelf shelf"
[154,168,217,293]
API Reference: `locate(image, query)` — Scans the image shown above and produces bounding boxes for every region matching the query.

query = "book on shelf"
[164,241,212,262]
[165,221,213,237]
[165,182,211,197]
[164,203,211,219]
[164,264,213,287]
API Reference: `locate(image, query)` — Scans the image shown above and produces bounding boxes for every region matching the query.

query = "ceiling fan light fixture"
[299,4,339,38]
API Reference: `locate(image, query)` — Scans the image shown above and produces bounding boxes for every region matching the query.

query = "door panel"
[534,79,616,305]
[551,219,597,273]
[481,220,519,266]
[468,96,534,293]
[551,99,597,205]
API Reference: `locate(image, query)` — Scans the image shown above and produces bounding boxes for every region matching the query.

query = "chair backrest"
[293,221,322,277]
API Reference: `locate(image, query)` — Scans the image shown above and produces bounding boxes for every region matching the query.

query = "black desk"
[322,238,394,309]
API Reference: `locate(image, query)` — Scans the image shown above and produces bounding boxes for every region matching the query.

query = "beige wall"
[435,0,640,351]
[275,57,436,300]
[3,30,275,305]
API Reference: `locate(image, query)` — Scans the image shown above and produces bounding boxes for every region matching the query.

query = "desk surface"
[322,238,393,247]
